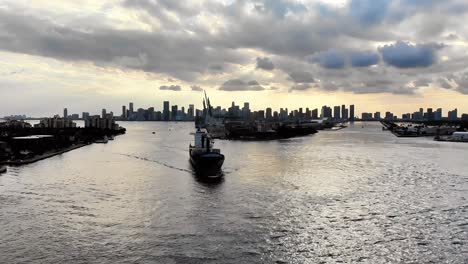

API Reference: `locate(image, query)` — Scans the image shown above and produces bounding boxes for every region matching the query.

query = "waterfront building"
[312,108,318,119]
[122,105,127,119]
[341,105,348,120]
[163,101,170,121]
[85,115,118,130]
[350,105,355,120]
[82,112,90,120]
[448,108,458,121]
[374,112,381,120]
[0,120,32,129]
[171,105,178,121]
[362,113,373,120]
[321,106,332,119]
[63,108,68,119]
[385,112,394,120]
[35,117,76,128]
[266,108,273,120]
[435,108,442,121]
[333,106,341,120]
[188,104,195,120]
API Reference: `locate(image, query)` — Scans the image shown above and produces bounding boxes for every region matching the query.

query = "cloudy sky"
[1,0,468,116]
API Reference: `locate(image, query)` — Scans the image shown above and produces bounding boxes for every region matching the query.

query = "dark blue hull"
[190,152,224,176]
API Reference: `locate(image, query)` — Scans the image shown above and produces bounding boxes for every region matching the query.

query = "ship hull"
[189,152,224,176]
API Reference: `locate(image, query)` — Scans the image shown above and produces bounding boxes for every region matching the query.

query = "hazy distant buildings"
[63,108,68,119]
[374,112,381,120]
[85,115,118,130]
[36,117,76,128]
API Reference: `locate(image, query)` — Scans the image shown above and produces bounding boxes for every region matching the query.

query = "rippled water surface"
[1,122,467,263]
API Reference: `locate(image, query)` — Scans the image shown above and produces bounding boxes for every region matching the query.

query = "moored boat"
[189,129,224,176]
[435,131,468,142]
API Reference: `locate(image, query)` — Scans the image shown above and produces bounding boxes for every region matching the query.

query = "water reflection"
[1,122,467,264]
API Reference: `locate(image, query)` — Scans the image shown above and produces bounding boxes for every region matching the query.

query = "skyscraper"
[333,106,341,120]
[102,108,107,118]
[129,102,134,114]
[341,105,348,120]
[266,108,272,120]
[188,104,195,120]
[163,101,170,121]
[171,105,178,121]
[63,108,68,119]
[448,108,458,121]
[350,105,355,120]
[122,105,127,119]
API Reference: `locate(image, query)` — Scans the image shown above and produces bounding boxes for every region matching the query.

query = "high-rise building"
[321,106,332,119]
[171,105,178,121]
[266,108,273,120]
[311,109,318,119]
[333,106,341,120]
[341,105,348,120]
[350,105,355,120]
[188,104,195,120]
[129,102,134,114]
[102,109,107,119]
[163,101,170,121]
[63,108,68,119]
[448,108,458,121]
[374,112,381,120]
[242,102,251,119]
[435,108,442,120]
[122,105,127,119]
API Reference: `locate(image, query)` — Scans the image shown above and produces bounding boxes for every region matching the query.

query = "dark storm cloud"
[379,41,438,68]
[0,9,248,81]
[159,85,182,91]
[452,72,468,94]
[288,71,315,83]
[256,57,275,71]
[349,0,391,25]
[1,0,468,96]
[350,51,380,67]
[413,78,431,87]
[219,79,265,91]
[437,78,453,89]
[316,50,346,69]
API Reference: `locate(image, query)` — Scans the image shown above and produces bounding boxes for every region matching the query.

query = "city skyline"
[1,1,468,116]
[4,100,467,122]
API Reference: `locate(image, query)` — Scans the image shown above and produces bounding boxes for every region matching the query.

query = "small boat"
[95,135,108,144]
[108,135,115,140]
[189,129,224,176]
[0,166,6,173]
[152,132,156,134]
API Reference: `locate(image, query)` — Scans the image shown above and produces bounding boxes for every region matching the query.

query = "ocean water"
[1,122,467,263]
